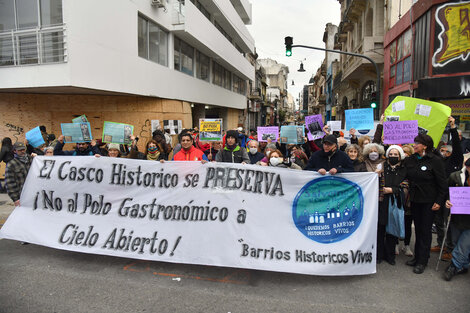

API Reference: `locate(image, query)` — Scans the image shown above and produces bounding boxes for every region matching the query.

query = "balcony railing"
[0,24,67,67]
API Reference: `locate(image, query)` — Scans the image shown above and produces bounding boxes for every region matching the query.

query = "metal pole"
[291,44,381,114]
[436,213,452,271]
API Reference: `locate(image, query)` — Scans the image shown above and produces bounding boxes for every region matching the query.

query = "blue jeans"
[450,225,470,270]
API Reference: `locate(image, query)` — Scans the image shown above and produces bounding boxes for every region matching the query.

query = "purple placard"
[305,114,325,141]
[257,126,279,142]
[449,187,470,215]
[383,120,418,144]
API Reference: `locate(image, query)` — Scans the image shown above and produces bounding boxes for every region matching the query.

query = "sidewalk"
[0,192,15,228]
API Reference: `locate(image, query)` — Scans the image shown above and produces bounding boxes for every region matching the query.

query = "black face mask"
[388,156,400,165]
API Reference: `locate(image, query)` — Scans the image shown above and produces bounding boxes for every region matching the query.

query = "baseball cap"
[13,142,26,150]
[322,134,337,145]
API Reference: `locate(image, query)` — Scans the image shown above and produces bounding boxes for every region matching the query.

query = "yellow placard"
[200,121,221,132]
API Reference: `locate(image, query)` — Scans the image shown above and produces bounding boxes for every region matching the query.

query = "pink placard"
[449,187,470,215]
[257,126,279,142]
[383,120,418,144]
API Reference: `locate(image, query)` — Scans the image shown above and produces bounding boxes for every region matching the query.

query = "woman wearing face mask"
[362,143,385,173]
[345,144,366,172]
[377,145,409,265]
[260,143,278,166]
[287,145,308,169]
[129,138,163,161]
[268,149,301,170]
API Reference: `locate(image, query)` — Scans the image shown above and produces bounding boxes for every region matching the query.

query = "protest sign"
[25,126,45,148]
[102,122,134,145]
[384,96,451,147]
[0,157,378,276]
[257,126,279,142]
[327,121,342,132]
[61,123,92,143]
[199,119,223,141]
[305,115,325,141]
[280,126,304,144]
[345,109,374,131]
[383,120,418,145]
[72,115,88,123]
[449,187,470,215]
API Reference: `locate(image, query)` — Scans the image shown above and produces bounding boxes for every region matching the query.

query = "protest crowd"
[1,111,470,281]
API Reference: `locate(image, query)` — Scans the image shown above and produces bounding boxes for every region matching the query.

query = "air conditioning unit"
[151,0,166,8]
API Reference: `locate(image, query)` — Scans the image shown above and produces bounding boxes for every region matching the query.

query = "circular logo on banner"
[292,176,364,244]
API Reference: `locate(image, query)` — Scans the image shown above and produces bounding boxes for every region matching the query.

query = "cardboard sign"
[257,126,279,142]
[383,120,418,144]
[25,126,45,148]
[345,109,374,131]
[280,126,304,144]
[449,187,470,214]
[305,115,325,141]
[199,119,223,141]
[384,96,451,147]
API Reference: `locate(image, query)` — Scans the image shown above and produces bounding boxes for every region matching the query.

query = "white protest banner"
[0,156,378,276]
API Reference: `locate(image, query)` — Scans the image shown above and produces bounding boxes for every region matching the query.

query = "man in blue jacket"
[304,134,353,175]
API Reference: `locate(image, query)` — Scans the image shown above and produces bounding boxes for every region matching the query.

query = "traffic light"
[370,92,377,109]
[285,36,293,57]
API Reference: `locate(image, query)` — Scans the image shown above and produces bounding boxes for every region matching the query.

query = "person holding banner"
[378,145,408,265]
[345,144,366,172]
[54,135,101,157]
[172,133,208,162]
[404,134,447,274]
[129,137,163,161]
[4,142,33,207]
[215,130,249,164]
[247,140,265,165]
[444,158,470,281]
[304,135,353,175]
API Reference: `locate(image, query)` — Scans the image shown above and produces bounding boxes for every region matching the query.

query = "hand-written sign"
[383,120,418,144]
[345,109,374,131]
[0,157,379,276]
[449,187,470,215]
[26,126,45,148]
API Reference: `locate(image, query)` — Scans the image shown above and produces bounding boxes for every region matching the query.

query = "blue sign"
[292,176,364,244]
[25,126,45,148]
[345,108,374,131]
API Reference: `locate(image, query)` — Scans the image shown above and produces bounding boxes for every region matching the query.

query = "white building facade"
[0,0,255,142]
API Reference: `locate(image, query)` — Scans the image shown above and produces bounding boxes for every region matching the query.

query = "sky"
[246,0,341,107]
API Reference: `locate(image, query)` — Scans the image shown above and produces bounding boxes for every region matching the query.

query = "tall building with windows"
[0,0,255,147]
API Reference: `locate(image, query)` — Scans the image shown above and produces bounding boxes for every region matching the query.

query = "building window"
[212,61,231,90]
[233,74,246,95]
[138,14,168,66]
[389,28,412,88]
[174,36,194,76]
[0,0,65,66]
[196,50,210,82]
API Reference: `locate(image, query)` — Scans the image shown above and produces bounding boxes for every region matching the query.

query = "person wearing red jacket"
[172,133,208,161]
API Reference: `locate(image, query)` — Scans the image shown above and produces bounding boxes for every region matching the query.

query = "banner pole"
[436,213,452,271]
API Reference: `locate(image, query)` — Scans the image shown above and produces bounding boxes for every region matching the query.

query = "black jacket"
[444,128,463,177]
[379,162,407,225]
[304,148,354,173]
[352,159,367,172]
[404,152,447,204]
[248,151,265,164]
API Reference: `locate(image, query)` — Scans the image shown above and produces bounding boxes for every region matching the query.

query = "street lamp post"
[284,37,381,116]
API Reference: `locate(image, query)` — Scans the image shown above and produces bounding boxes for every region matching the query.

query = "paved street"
[1,193,469,313]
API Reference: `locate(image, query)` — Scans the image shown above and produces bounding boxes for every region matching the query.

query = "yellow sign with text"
[200,121,221,132]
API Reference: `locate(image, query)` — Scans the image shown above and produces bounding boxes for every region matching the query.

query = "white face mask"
[249,148,258,155]
[270,157,282,166]
[369,152,379,161]
[266,151,271,157]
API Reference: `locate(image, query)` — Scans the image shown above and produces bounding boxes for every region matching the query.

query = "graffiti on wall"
[4,123,24,143]
[433,1,470,67]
